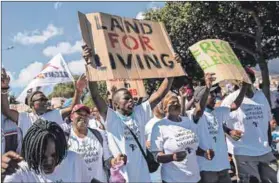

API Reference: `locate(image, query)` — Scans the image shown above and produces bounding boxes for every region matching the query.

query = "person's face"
[31,93,48,114]
[41,138,57,174]
[270,119,277,130]
[166,96,181,116]
[207,92,216,108]
[71,109,89,131]
[91,107,99,117]
[115,90,134,115]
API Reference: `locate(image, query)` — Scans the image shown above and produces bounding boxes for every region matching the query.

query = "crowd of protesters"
[1,44,279,183]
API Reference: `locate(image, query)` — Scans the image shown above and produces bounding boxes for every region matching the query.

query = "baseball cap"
[71,104,90,114]
[194,85,218,103]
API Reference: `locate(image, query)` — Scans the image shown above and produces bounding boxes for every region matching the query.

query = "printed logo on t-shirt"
[243,105,264,122]
[69,137,100,170]
[129,144,137,151]
[175,129,198,148]
[124,122,140,141]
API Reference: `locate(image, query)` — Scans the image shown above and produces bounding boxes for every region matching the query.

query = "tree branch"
[227,40,257,60]
[239,5,264,54]
[223,30,256,40]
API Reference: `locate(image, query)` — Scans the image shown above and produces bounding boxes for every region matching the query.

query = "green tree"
[145,2,279,104]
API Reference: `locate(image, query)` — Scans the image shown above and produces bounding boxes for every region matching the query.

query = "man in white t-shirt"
[68,104,125,182]
[82,45,177,182]
[3,119,93,183]
[221,67,278,183]
[187,81,248,183]
[1,68,87,138]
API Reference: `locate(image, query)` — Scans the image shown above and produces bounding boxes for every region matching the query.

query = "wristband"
[1,86,10,90]
[1,90,8,95]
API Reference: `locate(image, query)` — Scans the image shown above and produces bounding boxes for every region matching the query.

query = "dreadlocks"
[21,119,67,174]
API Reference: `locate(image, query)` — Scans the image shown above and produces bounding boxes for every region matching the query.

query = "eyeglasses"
[32,98,48,102]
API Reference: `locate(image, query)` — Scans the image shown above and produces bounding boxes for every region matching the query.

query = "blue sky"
[2,1,165,96]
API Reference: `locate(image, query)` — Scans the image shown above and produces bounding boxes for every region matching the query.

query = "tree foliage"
[144,2,279,102]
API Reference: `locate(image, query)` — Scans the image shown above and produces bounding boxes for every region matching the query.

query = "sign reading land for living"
[78,11,185,81]
[189,39,251,84]
[106,79,147,99]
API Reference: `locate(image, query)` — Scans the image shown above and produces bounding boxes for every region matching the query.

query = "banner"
[106,79,147,99]
[78,11,185,81]
[17,53,74,103]
[189,39,251,84]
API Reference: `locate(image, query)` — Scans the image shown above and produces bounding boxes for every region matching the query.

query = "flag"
[17,53,74,103]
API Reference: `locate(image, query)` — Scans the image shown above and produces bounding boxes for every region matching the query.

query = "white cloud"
[68,60,86,75]
[43,40,83,57]
[54,2,62,10]
[10,62,43,88]
[136,12,145,20]
[13,24,63,45]
[147,2,162,10]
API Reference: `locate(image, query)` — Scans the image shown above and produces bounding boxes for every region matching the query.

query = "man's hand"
[1,151,23,175]
[1,68,10,90]
[229,130,243,141]
[174,54,182,64]
[204,73,216,89]
[204,149,215,160]
[75,74,87,93]
[82,45,93,63]
[173,151,187,162]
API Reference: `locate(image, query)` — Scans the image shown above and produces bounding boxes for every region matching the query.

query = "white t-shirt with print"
[151,117,200,183]
[68,127,111,182]
[4,151,92,183]
[145,116,161,141]
[18,110,64,138]
[221,90,272,156]
[106,101,153,183]
[188,107,231,171]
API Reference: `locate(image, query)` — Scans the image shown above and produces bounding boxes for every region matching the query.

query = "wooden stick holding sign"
[78,11,185,81]
[106,79,147,99]
[189,39,251,85]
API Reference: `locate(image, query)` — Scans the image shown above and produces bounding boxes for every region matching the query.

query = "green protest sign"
[189,39,251,84]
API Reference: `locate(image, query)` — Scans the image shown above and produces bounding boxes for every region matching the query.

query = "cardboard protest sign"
[189,39,251,84]
[78,11,185,81]
[106,79,147,99]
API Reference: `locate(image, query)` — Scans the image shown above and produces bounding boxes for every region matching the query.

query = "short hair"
[162,92,178,112]
[28,91,46,107]
[111,88,130,103]
[21,119,67,174]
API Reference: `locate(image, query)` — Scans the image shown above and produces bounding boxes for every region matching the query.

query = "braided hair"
[21,119,67,174]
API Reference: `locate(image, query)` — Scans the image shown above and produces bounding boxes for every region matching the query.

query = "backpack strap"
[88,127,103,147]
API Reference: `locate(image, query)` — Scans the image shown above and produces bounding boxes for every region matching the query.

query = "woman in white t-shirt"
[68,104,125,182]
[4,119,92,183]
[151,73,215,183]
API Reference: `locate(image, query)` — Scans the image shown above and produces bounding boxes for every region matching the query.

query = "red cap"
[71,104,90,114]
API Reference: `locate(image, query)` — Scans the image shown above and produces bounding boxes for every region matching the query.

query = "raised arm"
[192,73,215,123]
[1,68,19,123]
[148,77,174,110]
[82,45,108,121]
[230,82,249,111]
[148,54,182,110]
[61,74,87,120]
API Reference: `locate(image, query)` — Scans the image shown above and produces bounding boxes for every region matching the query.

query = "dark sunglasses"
[32,98,48,102]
